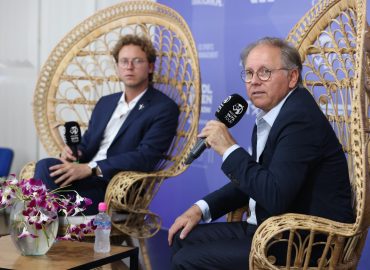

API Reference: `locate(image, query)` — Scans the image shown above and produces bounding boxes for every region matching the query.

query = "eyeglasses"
[241,67,291,83]
[118,58,147,68]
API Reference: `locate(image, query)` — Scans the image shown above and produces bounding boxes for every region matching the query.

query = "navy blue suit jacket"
[204,87,354,225]
[78,87,179,181]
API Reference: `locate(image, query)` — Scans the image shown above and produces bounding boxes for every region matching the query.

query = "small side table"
[0,235,138,270]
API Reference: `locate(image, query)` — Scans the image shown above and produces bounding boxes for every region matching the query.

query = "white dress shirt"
[196,90,293,224]
[90,89,147,163]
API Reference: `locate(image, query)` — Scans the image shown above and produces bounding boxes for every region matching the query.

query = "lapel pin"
[138,104,145,110]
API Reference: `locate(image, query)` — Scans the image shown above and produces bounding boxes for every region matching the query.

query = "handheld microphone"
[185,93,248,165]
[64,121,81,162]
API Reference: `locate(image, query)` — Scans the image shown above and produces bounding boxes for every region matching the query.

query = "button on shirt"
[91,90,147,163]
[195,90,293,224]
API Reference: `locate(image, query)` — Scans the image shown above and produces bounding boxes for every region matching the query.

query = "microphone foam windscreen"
[215,94,248,128]
[64,121,81,145]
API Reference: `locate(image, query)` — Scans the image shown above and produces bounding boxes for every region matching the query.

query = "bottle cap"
[98,202,107,212]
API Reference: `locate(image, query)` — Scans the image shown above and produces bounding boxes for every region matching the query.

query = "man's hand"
[49,159,92,187]
[168,204,203,246]
[198,120,237,156]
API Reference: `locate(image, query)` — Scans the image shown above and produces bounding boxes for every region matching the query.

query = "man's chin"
[123,81,148,91]
[250,100,264,109]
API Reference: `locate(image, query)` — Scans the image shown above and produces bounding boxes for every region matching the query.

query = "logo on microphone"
[223,95,232,104]
[68,126,80,144]
[216,95,232,115]
[70,126,79,135]
[232,103,244,115]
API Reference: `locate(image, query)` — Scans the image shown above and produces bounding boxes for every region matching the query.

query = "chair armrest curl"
[250,213,357,269]
[105,170,170,239]
[19,162,36,180]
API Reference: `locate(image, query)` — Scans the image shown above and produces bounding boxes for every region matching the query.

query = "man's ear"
[149,62,155,74]
[288,69,299,88]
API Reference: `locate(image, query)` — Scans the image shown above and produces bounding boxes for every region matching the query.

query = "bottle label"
[94,220,111,229]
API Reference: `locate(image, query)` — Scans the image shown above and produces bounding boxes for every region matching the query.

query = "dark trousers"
[34,158,107,215]
[171,221,254,270]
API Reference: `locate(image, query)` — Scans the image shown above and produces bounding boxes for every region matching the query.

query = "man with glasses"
[168,37,353,269]
[34,34,179,215]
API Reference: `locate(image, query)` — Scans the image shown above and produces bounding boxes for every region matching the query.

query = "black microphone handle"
[185,138,207,165]
[69,144,79,162]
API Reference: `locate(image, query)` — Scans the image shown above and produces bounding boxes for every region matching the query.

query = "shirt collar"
[118,88,148,108]
[256,87,296,127]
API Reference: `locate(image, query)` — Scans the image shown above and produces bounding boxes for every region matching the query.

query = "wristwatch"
[88,161,101,177]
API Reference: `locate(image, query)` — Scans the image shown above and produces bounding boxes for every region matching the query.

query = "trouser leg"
[171,222,252,270]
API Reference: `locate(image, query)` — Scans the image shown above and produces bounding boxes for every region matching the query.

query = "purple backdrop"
[150,1,370,267]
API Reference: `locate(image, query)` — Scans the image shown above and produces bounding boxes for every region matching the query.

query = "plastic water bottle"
[94,202,111,253]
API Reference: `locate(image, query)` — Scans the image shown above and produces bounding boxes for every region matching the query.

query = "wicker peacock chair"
[228,0,370,269]
[20,1,201,269]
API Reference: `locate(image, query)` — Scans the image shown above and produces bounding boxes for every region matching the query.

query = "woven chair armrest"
[105,170,169,208]
[105,170,169,238]
[250,213,355,270]
[19,162,36,180]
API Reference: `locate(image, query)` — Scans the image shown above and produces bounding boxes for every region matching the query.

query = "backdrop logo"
[250,0,274,3]
[201,83,213,114]
[198,43,219,59]
[192,0,223,7]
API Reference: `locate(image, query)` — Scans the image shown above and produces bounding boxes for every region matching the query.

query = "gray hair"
[240,37,303,85]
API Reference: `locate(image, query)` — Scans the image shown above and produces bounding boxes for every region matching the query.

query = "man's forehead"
[245,45,281,66]
[119,45,145,54]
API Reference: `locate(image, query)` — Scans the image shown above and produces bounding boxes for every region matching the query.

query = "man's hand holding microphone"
[49,121,93,187]
[185,93,248,164]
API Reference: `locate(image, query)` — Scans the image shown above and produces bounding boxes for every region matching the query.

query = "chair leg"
[139,238,152,270]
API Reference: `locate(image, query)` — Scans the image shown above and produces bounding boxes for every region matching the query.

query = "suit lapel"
[112,87,155,144]
[266,87,300,145]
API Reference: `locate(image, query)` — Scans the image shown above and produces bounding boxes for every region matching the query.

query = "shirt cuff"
[194,200,212,223]
[222,144,240,162]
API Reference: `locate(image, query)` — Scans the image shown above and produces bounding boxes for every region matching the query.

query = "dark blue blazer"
[204,87,354,225]
[78,87,179,181]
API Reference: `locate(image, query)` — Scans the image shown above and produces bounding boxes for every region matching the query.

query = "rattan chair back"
[24,2,201,269]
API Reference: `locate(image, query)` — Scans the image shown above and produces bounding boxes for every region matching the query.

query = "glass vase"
[9,201,59,255]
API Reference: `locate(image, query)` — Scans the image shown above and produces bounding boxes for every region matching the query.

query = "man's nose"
[126,61,134,68]
[250,73,261,84]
